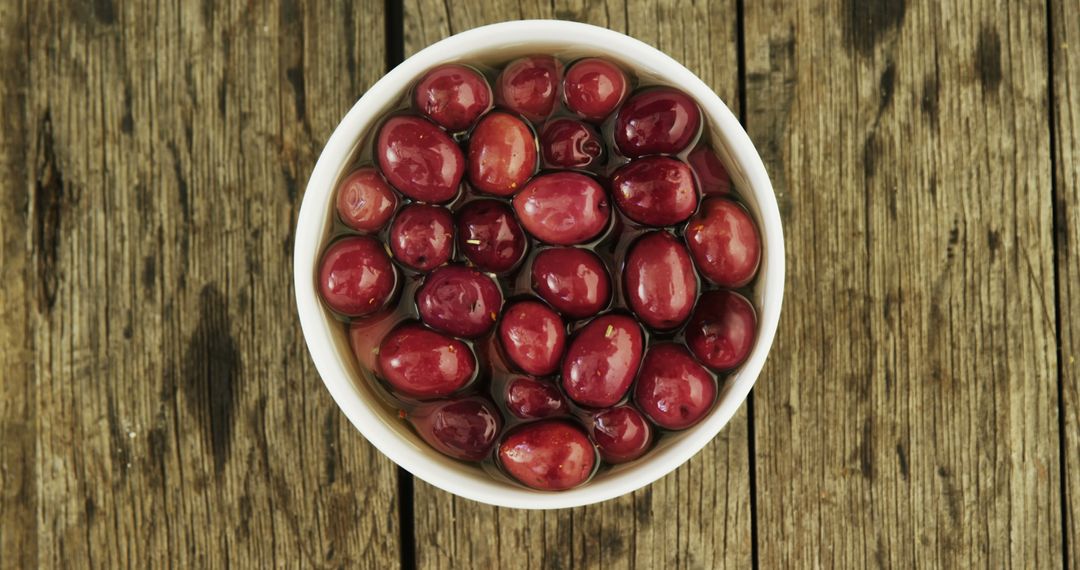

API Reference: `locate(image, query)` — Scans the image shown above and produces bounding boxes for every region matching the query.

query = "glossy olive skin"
[614,87,701,158]
[685,198,761,287]
[413,63,492,132]
[455,199,527,273]
[634,343,716,430]
[611,157,698,227]
[376,115,464,203]
[505,377,569,419]
[318,236,398,317]
[336,168,398,232]
[512,172,611,245]
[498,300,566,376]
[624,232,698,330]
[562,58,629,122]
[684,290,757,371]
[498,420,596,491]
[389,204,455,271]
[378,323,476,399]
[407,396,502,461]
[590,406,653,463]
[416,265,503,338]
[495,55,562,122]
[687,146,732,196]
[530,247,611,319]
[539,119,604,170]
[467,111,538,196]
[560,314,644,408]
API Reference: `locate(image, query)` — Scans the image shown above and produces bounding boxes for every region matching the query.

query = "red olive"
[614,87,701,158]
[456,199,527,273]
[378,323,476,399]
[318,236,398,317]
[498,420,596,491]
[512,172,610,245]
[685,198,761,287]
[498,300,566,376]
[376,115,464,203]
[561,314,643,408]
[634,343,716,430]
[611,156,698,227]
[562,58,629,122]
[407,396,502,461]
[335,167,398,232]
[389,204,454,271]
[530,247,611,319]
[590,406,653,463]
[494,55,562,122]
[685,290,757,371]
[467,111,538,196]
[687,146,732,196]
[505,377,569,419]
[413,63,492,132]
[416,265,503,338]
[539,119,604,170]
[624,231,698,330]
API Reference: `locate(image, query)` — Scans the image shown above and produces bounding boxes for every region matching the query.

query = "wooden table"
[1,0,1076,567]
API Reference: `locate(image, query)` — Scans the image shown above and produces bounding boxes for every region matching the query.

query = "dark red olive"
[539,119,604,170]
[407,396,502,461]
[389,204,454,271]
[562,58,628,122]
[376,115,464,203]
[512,172,610,245]
[685,290,757,371]
[590,406,653,463]
[687,146,732,196]
[530,247,611,319]
[378,323,476,399]
[498,300,566,376]
[498,420,596,491]
[416,265,502,338]
[685,198,761,287]
[335,168,398,232]
[614,88,701,158]
[467,111,538,196]
[634,343,716,430]
[561,314,643,408]
[494,55,562,122]
[413,63,492,132]
[456,199,527,273]
[611,157,698,227]
[318,236,398,317]
[624,231,698,330]
[505,377,569,419]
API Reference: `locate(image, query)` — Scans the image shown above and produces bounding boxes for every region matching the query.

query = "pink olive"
[614,87,701,158]
[413,63,492,132]
[318,236,398,317]
[512,172,610,245]
[495,55,562,122]
[685,290,757,371]
[378,323,476,399]
[561,314,643,408]
[539,119,604,170]
[467,111,538,196]
[376,115,464,203]
[624,231,698,330]
[590,406,653,463]
[335,168,398,232]
[530,247,611,319]
[389,204,454,271]
[416,265,503,338]
[687,146,732,196]
[634,343,716,430]
[456,199,527,273]
[407,396,502,461]
[611,156,698,227]
[505,377,569,419]
[562,58,629,122]
[498,300,566,376]
[685,198,761,287]
[498,420,596,491]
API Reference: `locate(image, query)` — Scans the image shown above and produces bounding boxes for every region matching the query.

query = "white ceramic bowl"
[294,20,784,509]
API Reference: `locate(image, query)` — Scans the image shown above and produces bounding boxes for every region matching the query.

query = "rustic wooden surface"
[1,0,1076,568]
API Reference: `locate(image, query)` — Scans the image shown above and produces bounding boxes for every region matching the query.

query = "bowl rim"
[294,19,785,509]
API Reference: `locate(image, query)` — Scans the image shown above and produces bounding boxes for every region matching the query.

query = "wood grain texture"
[1051,0,1079,560]
[745,0,1062,566]
[16,0,399,567]
[404,3,753,569]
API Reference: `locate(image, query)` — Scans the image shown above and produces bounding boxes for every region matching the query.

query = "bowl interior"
[296,21,783,509]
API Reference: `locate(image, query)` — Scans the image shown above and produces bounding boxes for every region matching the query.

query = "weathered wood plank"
[745,0,1062,566]
[405,3,753,569]
[23,0,398,567]
[1051,0,1080,557]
